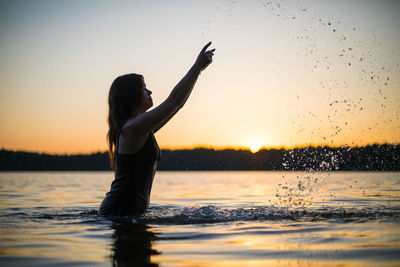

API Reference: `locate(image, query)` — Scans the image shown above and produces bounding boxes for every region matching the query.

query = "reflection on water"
[150,220,400,266]
[0,171,399,266]
[111,220,160,267]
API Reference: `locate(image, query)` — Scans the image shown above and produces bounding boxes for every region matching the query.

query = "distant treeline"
[0,144,399,171]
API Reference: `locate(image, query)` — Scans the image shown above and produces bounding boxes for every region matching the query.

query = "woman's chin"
[145,103,153,111]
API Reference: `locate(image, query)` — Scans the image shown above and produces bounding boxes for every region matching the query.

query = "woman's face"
[138,80,153,112]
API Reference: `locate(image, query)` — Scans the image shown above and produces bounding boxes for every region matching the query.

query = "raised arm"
[123,42,215,136]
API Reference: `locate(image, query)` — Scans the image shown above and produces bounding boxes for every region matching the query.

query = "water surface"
[0,171,399,266]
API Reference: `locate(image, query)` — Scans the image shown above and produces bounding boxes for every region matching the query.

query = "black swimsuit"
[99,132,160,216]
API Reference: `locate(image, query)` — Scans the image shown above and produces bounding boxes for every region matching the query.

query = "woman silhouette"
[99,42,215,216]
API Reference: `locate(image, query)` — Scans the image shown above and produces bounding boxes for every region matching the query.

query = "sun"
[247,140,263,153]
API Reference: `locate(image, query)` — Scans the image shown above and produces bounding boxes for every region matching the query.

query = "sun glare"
[248,140,263,153]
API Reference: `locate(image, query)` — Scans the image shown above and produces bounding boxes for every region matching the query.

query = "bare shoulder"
[117,119,150,154]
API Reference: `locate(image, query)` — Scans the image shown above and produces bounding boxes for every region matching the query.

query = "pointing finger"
[201,42,212,53]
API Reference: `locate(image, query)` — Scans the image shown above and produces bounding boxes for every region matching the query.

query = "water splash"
[141,205,400,225]
[2,203,400,226]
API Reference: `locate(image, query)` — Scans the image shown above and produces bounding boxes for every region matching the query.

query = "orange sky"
[0,0,399,154]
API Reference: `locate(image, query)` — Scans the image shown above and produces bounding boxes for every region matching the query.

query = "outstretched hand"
[195,42,215,72]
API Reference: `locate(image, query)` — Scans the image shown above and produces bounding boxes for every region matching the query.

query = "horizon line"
[1,142,399,156]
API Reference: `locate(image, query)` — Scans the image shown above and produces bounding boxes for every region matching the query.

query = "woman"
[99,42,215,216]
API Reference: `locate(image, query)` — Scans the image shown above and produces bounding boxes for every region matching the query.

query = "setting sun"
[0,0,399,155]
[247,140,263,153]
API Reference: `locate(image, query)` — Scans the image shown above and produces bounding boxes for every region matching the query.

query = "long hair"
[107,73,144,169]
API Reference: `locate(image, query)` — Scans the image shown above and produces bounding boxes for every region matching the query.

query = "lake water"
[0,171,399,266]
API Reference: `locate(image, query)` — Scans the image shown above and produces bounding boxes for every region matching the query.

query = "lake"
[0,171,399,266]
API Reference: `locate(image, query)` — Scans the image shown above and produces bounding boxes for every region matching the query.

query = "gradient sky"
[0,0,399,154]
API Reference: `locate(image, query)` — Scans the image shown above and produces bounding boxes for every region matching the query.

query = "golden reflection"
[152,220,400,264]
[0,221,112,263]
[352,242,400,248]
[150,257,386,267]
[0,240,108,262]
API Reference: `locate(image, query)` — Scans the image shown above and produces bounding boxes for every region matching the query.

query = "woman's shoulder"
[120,113,151,134]
[118,124,151,154]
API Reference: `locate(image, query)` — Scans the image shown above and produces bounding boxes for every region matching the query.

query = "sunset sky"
[0,0,399,154]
